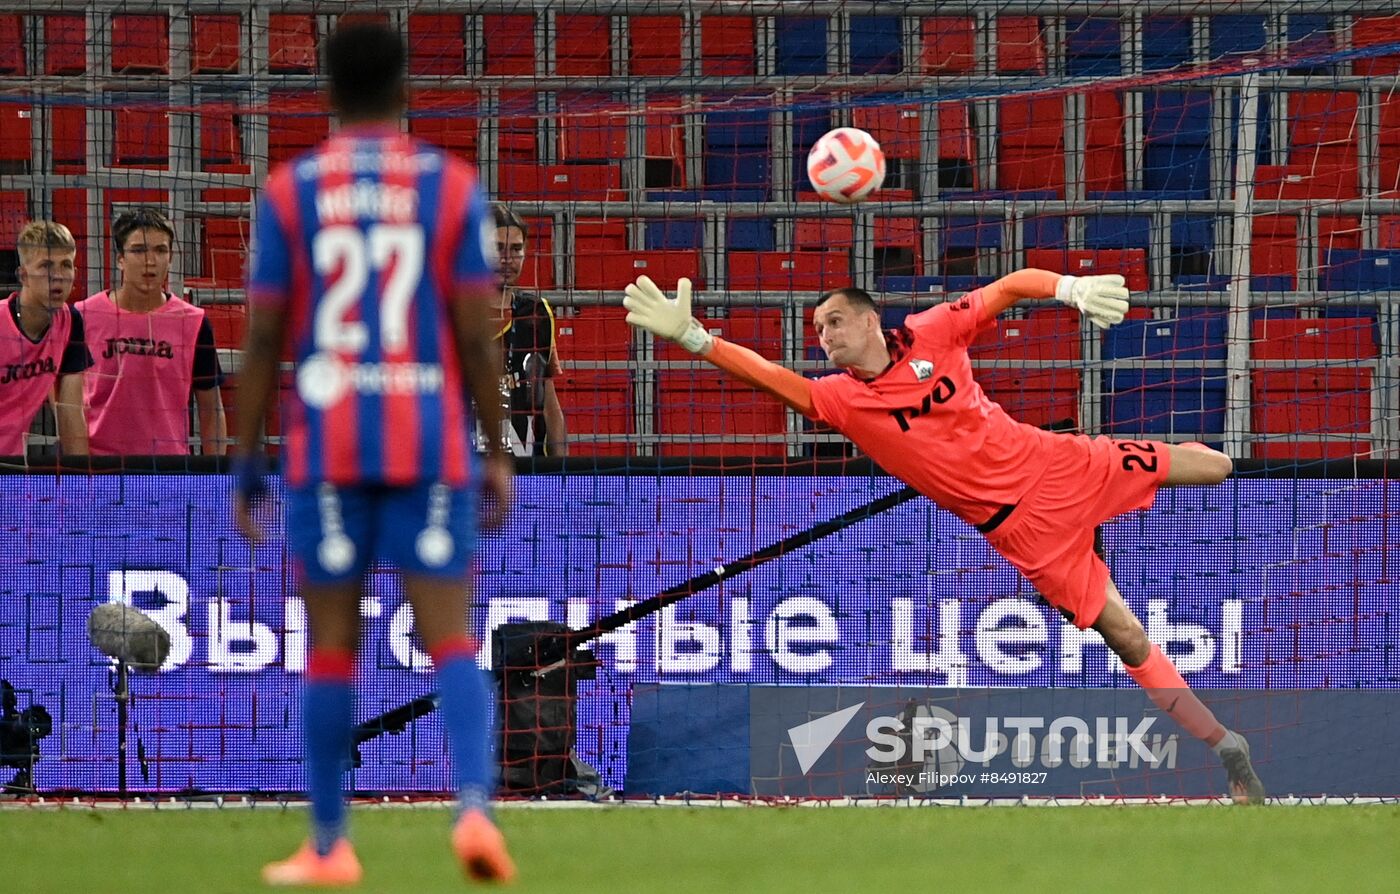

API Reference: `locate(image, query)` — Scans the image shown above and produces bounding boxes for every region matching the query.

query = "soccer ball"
[806,127,886,203]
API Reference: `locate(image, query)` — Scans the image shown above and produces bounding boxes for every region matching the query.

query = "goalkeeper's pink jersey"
[807,290,1061,529]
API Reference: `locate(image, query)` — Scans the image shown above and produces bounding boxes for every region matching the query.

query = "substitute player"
[232,23,516,885]
[0,220,89,455]
[624,270,1266,804]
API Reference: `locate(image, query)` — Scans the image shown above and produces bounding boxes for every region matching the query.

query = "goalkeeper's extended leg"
[406,576,517,884]
[1096,579,1266,804]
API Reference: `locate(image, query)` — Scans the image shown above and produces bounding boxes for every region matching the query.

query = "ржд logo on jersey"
[888,375,957,431]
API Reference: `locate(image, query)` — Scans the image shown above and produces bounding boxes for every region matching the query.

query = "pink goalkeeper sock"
[1124,644,1226,746]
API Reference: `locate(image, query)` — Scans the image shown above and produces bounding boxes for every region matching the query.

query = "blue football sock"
[435,651,494,817]
[303,672,354,855]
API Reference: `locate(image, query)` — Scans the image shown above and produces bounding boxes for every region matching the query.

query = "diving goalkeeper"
[624,269,1265,804]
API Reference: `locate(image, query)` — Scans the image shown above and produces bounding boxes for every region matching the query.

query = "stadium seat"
[701,16,755,76]
[1253,164,1359,201]
[0,104,30,171]
[51,107,85,172]
[497,90,539,163]
[1287,14,1335,72]
[1210,14,1267,57]
[408,14,466,76]
[50,188,87,291]
[1142,91,1212,196]
[1025,249,1149,291]
[554,370,634,457]
[1286,91,1359,169]
[269,14,317,73]
[558,99,626,161]
[0,15,23,74]
[266,93,329,164]
[645,217,703,251]
[727,218,776,251]
[775,16,826,76]
[113,108,169,168]
[574,218,628,254]
[999,96,1064,194]
[575,251,702,290]
[192,15,240,74]
[1105,368,1226,439]
[1169,215,1215,285]
[195,218,247,288]
[482,14,535,76]
[409,90,478,161]
[1378,216,1400,248]
[793,217,854,252]
[1083,92,1127,194]
[556,14,612,76]
[1085,215,1152,257]
[971,308,1082,429]
[878,276,944,294]
[921,16,975,73]
[1319,249,1400,292]
[0,192,27,246]
[658,308,785,456]
[1251,216,1298,290]
[511,217,555,291]
[1251,317,1378,459]
[498,164,621,201]
[1143,16,1192,70]
[1378,93,1400,195]
[1104,307,1228,362]
[850,16,902,75]
[1318,216,1362,267]
[630,16,682,76]
[1065,17,1121,76]
[728,252,846,291]
[199,106,249,202]
[942,216,1001,278]
[112,14,168,74]
[44,15,85,75]
[996,16,1046,74]
[851,102,921,161]
[552,307,632,362]
[1351,15,1400,76]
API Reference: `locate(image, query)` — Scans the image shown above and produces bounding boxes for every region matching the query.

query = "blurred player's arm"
[623,276,817,418]
[54,373,88,455]
[979,267,1130,329]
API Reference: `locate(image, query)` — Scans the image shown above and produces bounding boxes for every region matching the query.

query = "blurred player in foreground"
[233,23,516,886]
[624,270,1266,804]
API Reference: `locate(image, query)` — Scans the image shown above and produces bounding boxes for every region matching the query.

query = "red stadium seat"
[574,218,628,254]
[0,104,30,170]
[113,108,169,168]
[497,163,622,201]
[1378,93,1400,195]
[50,188,88,293]
[851,104,921,160]
[1379,215,1400,248]
[1318,216,1361,266]
[0,192,27,245]
[44,15,85,75]
[558,99,627,161]
[793,218,854,251]
[1253,164,1358,200]
[497,90,539,163]
[630,16,682,76]
[192,15,241,74]
[408,14,465,76]
[1286,91,1358,169]
[554,369,633,457]
[556,14,612,76]
[409,89,478,161]
[1084,91,1126,194]
[201,303,247,350]
[1250,216,1297,289]
[1251,317,1378,361]
[196,218,248,288]
[1251,317,1377,460]
[997,16,1047,74]
[269,14,317,73]
[921,16,975,73]
[1024,248,1148,291]
[267,93,329,164]
[999,96,1063,193]
[483,14,536,76]
[970,307,1081,428]
[0,15,25,74]
[112,15,169,74]
[575,251,702,290]
[727,252,847,290]
[199,105,249,202]
[511,216,556,291]
[701,16,755,76]
[52,106,85,172]
[1351,16,1400,76]
[552,307,631,361]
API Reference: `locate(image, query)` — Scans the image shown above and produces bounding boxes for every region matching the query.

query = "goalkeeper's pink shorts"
[982,434,1171,629]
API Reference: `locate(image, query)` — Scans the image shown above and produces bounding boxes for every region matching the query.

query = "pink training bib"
[0,295,74,454]
[77,291,205,455]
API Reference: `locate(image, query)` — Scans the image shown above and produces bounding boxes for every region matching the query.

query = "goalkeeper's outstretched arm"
[981,267,1130,328]
[623,276,818,418]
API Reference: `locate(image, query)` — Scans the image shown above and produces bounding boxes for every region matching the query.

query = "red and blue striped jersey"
[247,126,497,488]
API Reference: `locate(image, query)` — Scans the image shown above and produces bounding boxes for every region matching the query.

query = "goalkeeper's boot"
[452,809,517,884]
[1219,733,1267,805]
[262,839,363,888]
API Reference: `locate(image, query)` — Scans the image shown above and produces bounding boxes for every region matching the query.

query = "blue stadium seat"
[1320,249,1400,291]
[645,219,703,250]
[1142,144,1211,196]
[1065,17,1121,76]
[1104,369,1227,437]
[704,153,770,194]
[792,102,833,194]
[943,275,995,291]
[1024,216,1067,249]
[878,276,943,293]
[943,217,1002,249]
[728,219,776,251]
[1171,215,1217,285]
[850,16,902,74]
[775,17,826,75]
[704,104,768,148]
[1144,91,1211,143]
[1086,215,1151,250]
[880,306,914,328]
[1210,14,1267,58]
[1143,16,1192,70]
[1103,309,1227,361]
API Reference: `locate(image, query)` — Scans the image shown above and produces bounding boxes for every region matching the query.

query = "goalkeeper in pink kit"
[624,269,1265,803]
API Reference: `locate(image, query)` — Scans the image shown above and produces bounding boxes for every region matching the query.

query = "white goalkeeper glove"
[622,276,714,354]
[1054,273,1131,329]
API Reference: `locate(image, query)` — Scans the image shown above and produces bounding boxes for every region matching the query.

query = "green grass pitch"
[4,804,1398,892]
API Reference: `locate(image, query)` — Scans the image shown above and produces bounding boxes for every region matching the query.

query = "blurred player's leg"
[1095,580,1265,804]
[264,581,364,886]
[404,575,517,883]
